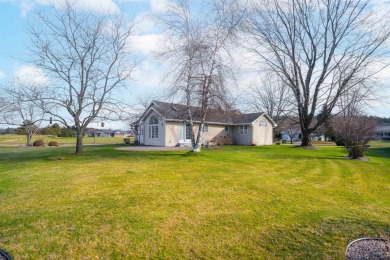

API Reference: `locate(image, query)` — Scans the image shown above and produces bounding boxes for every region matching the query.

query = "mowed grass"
[0,143,389,258]
[0,134,125,145]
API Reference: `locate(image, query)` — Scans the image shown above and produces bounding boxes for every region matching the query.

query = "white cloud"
[150,0,171,13]
[117,0,147,3]
[130,33,165,55]
[133,12,156,34]
[14,65,48,86]
[4,0,120,17]
[0,70,6,79]
[132,60,167,89]
[50,0,119,13]
[19,1,34,17]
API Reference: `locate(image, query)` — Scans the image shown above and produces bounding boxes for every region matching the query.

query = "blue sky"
[0,0,170,129]
[1,0,390,130]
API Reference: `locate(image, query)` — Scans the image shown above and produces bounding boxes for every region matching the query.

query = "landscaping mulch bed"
[346,238,390,260]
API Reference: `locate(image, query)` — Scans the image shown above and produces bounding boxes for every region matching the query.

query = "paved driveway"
[116,146,191,151]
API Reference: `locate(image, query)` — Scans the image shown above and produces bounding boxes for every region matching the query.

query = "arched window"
[149,116,158,125]
[149,116,159,139]
[259,119,267,126]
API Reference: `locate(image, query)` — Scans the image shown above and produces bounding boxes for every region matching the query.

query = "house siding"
[233,125,253,145]
[165,121,180,146]
[195,123,231,145]
[164,122,231,146]
[251,116,274,145]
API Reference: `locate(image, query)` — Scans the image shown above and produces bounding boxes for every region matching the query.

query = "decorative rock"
[0,249,11,260]
[346,238,390,260]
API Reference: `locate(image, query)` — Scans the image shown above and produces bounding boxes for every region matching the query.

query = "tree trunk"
[26,133,32,146]
[290,137,293,144]
[300,130,312,147]
[192,123,204,152]
[76,131,84,155]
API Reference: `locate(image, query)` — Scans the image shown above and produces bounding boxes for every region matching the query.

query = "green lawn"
[0,143,389,258]
[0,134,125,145]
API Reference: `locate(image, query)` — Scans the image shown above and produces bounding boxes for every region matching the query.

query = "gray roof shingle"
[145,101,264,125]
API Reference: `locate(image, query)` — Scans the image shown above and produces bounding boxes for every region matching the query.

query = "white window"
[179,123,192,141]
[139,125,144,135]
[224,126,229,132]
[203,124,208,132]
[149,126,158,138]
[259,119,267,126]
[186,124,192,139]
[148,116,158,139]
[240,125,248,134]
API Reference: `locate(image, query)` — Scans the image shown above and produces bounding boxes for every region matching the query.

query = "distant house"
[86,129,129,138]
[110,130,127,138]
[133,101,277,147]
[375,123,390,139]
[86,129,111,137]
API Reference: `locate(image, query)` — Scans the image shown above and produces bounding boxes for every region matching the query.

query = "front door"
[179,123,192,143]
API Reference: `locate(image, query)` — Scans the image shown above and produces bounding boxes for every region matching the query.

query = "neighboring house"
[280,131,327,142]
[375,123,390,139]
[87,129,130,138]
[86,129,111,137]
[111,131,127,138]
[133,101,277,147]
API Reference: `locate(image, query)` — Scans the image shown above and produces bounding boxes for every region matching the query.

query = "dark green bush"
[123,138,131,144]
[33,139,45,147]
[335,137,345,146]
[346,145,368,159]
[48,141,59,146]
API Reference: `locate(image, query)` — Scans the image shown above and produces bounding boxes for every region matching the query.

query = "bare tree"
[249,73,293,121]
[333,112,377,159]
[331,85,377,158]
[245,0,390,147]
[285,120,300,144]
[0,98,7,123]
[28,1,137,154]
[158,0,245,152]
[277,116,300,143]
[1,81,45,146]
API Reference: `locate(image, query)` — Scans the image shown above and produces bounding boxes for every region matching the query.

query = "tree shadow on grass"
[0,145,189,165]
[366,147,390,159]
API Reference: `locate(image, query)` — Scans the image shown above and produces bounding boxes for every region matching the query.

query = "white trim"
[138,103,166,123]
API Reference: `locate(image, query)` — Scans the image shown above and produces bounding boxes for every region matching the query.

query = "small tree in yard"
[286,127,300,144]
[28,1,137,154]
[158,0,245,152]
[278,116,300,144]
[333,114,377,159]
[0,81,45,146]
[332,90,377,159]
